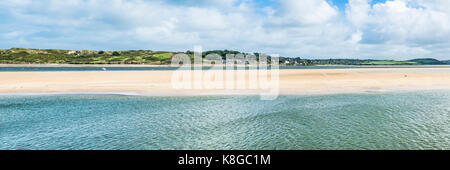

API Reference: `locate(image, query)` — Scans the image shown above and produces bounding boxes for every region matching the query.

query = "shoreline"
[1,86,450,97]
[0,64,172,67]
[0,63,450,68]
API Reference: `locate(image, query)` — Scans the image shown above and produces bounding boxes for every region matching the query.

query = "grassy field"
[0,48,175,64]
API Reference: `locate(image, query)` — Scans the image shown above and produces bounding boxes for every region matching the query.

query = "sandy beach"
[1,67,450,95]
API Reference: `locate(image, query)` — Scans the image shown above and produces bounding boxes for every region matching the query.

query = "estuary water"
[1,65,450,71]
[0,91,449,150]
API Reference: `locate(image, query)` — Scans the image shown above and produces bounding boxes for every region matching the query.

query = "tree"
[112,51,120,56]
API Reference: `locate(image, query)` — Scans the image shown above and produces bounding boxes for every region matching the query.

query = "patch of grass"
[154,53,173,60]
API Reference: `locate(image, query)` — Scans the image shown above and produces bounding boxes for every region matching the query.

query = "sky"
[0,0,449,60]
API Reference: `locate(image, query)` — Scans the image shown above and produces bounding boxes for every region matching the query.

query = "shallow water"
[0,91,449,150]
[1,65,449,72]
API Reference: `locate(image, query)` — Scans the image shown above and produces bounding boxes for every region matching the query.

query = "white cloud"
[344,0,450,59]
[275,0,339,25]
[346,0,371,27]
[0,0,449,59]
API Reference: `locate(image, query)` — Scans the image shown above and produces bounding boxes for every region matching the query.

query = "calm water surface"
[0,91,449,150]
[1,65,450,71]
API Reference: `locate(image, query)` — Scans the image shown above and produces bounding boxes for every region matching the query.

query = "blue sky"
[0,0,449,59]
[331,0,388,10]
[246,0,352,10]
[247,0,388,11]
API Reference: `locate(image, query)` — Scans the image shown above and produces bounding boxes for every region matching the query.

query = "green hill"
[0,48,174,64]
[361,60,418,65]
[0,48,448,65]
[441,60,450,64]
[407,58,443,65]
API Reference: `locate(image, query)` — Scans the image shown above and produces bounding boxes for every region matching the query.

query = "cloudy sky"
[0,0,449,59]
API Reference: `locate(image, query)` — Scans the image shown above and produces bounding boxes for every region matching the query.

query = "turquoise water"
[0,91,449,150]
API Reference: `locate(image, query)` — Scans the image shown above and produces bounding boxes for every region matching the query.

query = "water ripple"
[0,91,449,150]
